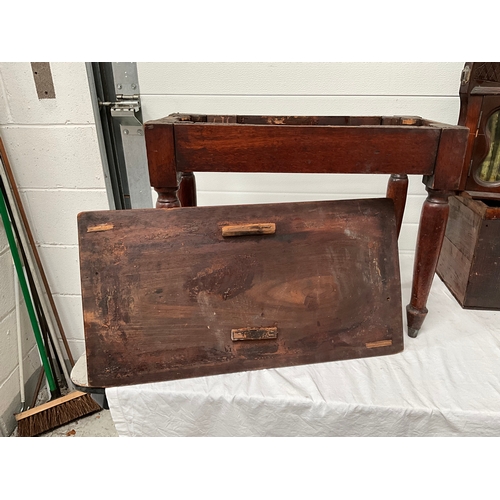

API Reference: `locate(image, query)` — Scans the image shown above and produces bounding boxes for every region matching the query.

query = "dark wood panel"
[173,124,441,175]
[424,126,469,191]
[465,219,500,309]
[437,194,500,310]
[78,198,403,387]
[143,122,178,187]
[443,195,483,261]
[436,237,470,306]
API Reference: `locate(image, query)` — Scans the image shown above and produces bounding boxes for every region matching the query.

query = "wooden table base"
[144,114,469,338]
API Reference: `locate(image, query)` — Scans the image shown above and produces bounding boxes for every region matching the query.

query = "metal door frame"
[86,62,153,210]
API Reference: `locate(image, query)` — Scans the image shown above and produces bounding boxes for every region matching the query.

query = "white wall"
[0,62,109,435]
[137,62,465,254]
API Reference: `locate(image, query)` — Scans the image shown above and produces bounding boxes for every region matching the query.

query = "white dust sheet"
[106,254,500,436]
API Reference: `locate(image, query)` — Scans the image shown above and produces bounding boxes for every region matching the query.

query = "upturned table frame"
[144,114,469,337]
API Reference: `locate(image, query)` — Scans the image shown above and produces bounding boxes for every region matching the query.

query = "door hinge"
[99,94,140,117]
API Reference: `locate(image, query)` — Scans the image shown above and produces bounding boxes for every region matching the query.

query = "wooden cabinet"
[437,193,500,309]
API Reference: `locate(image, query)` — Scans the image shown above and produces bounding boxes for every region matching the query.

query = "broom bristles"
[15,391,101,437]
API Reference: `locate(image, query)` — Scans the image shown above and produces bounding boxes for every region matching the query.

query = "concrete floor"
[39,407,118,437]
[9,407,119,437]
[10,407,118,437]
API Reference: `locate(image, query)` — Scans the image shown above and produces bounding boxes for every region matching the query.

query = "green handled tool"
[0,178,59,399]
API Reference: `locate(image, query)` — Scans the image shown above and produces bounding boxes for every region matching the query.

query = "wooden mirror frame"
[459,62,500,196]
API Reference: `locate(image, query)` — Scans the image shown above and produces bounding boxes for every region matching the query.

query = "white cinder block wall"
[0,62,109,435]
[0,62,465,435]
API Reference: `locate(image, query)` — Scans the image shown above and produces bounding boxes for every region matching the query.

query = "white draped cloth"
[106,255,500,436]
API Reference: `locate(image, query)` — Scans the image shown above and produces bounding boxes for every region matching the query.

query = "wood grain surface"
[173,123,441,175]
[437,195,500,310]
[79,197,403,387]
[144,113,469,338]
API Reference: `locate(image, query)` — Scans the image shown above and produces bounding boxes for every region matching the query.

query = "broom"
[0,137,74,373]
[15,392,102,437]
[0,178,101,436]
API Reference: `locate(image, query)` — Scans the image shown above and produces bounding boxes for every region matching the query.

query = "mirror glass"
[476,110,500,184]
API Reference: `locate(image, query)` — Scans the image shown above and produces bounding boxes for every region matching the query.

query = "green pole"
[0,182,58,395]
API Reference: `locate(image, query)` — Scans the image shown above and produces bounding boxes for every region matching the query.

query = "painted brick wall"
[0,62,109,434]
[0,215,41,436]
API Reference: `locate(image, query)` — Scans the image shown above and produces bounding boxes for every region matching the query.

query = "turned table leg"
[155,186,180,208]
[407,187,450,337]
[178,172,197,207]
[386,174,408,237]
